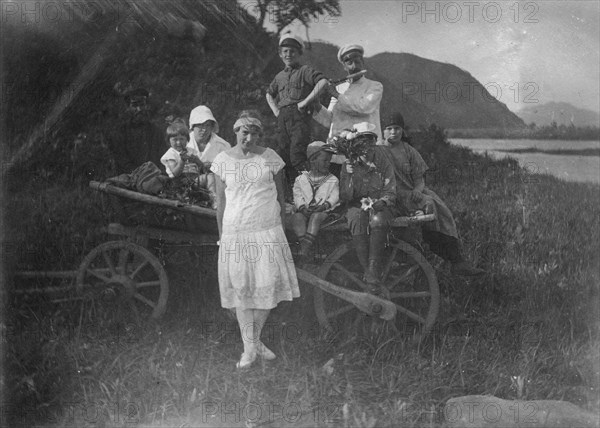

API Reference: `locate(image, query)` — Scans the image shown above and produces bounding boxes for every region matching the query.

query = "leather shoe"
[451,261,486,277]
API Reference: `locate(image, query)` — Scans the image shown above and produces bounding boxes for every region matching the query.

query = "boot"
[422,230,454,261]
[451,260,486,277]
[367,227,388,279]
[352,234,370,276]
[353,235,369,267]
[423,231,486,277]
[299,233,316,258]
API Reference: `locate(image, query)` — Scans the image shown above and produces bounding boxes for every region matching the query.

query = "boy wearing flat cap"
[313,44,384,156]
[266,33,328,182]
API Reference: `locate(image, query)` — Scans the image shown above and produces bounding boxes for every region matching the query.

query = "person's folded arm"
[337,82,383,115]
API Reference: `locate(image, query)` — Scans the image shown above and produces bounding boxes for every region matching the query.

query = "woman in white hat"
[187,105,231,208]
[188,105,231,167]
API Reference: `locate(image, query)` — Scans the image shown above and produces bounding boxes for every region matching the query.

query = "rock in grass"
[443,395,599,428]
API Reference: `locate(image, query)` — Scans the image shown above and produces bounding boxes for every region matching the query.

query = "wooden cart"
[73,181,440,338]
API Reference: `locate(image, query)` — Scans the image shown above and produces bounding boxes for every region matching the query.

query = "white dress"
[210,148,300,309]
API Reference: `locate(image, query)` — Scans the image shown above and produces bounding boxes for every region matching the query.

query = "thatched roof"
[5,0,262,170]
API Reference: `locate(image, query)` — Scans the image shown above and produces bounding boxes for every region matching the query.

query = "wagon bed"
[16,180,441,340]
[86,180,440,338]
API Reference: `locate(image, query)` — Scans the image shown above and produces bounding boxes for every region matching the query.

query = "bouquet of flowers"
[324,126,375,166]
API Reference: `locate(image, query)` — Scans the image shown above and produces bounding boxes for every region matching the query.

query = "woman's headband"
[233,117,262,130]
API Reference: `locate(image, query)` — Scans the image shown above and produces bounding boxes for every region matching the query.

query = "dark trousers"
[277,105,311,174]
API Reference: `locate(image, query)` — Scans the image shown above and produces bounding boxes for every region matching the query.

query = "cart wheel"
[314,239,439,339]
[76,241,168,321]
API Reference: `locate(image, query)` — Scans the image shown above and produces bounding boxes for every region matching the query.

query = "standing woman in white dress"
[210,110,300,369]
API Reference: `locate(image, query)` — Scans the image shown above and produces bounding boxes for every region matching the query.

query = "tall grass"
[3,129,599,427]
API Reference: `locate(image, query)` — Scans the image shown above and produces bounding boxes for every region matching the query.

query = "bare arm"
[266,93,280,117]
[214,174,226,239]
[311,97,334,129]
[165,158,185,177]
[274,170,286,228]
[298,78,328,111]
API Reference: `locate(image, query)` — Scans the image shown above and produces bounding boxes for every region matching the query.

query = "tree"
[254,0,341,38]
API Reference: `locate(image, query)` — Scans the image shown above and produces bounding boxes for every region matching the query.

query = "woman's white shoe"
[257,342,276,360]
[236,352,257,369]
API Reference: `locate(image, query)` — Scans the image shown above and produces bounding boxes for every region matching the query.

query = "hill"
[517,102,600,127]
[301,42,525,130]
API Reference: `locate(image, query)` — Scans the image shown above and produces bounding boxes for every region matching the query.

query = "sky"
[265,0,600,113]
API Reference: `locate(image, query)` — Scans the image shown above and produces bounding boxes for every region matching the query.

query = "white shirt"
[312,76,383,163]
[161,146,201,178]
[187,132,231,163]
[293,172,340,211]
[313,76,383,138]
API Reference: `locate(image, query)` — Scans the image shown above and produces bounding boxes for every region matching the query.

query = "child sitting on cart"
[290,141,339,258]
[160,118,216,208]
[335,122,397,294]
[382,112,485,277]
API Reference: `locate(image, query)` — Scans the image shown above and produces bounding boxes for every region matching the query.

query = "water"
[449,138,600,184]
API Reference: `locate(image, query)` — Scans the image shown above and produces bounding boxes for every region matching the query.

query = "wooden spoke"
[102,250,117,275]
[331,262,368,290]
[395,304,426,325]
[380,246,398,281]
[133,292,157,308]
[387,264,420,289]
[314,239,439,340]
[117,248,130,274]
[129,260,150,279]
[77,241,169,320]
[135,280,161,288]
[85,268,112,283]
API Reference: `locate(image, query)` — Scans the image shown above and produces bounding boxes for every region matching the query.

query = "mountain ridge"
[301,42,526,130]
[517,102,600,128]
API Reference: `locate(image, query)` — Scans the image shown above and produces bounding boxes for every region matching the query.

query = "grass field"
[3,130,599,427]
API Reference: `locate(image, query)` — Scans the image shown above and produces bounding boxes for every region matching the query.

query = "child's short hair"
[165,118,189,145]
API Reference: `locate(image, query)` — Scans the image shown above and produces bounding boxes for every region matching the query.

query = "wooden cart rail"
[90,180,435,233]
[89,181,217,218]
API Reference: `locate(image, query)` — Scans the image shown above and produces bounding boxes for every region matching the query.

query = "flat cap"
[279,33,304,51]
